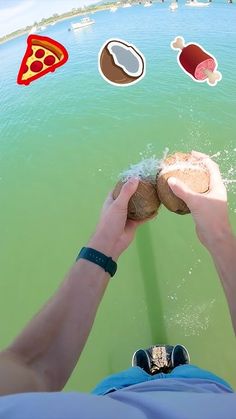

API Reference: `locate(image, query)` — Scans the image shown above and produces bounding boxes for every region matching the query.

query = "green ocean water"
[0,2,236,391]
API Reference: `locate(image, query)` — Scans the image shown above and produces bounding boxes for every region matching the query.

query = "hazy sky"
[0,0,99,36]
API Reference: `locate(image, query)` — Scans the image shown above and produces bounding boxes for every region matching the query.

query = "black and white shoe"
[132,344,190,375]
[171,344,190,369]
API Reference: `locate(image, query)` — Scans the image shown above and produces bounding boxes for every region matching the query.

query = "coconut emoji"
[156,152,210,215]
[112,158,161,220]
[98,38,145,86]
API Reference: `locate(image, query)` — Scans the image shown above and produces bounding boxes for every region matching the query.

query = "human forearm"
[2,178,139,394]
[168,151,236,334]
[7,239,114,391]
[206,229,236,335]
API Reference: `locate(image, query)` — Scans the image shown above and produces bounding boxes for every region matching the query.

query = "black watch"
[76,247,117,277]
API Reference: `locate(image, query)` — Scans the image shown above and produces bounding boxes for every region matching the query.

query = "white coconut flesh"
[107,41,143,77]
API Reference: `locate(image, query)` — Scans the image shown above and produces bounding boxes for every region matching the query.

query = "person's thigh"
[92,364,233,395]
[91,367,152,395]
[170,364,233,390]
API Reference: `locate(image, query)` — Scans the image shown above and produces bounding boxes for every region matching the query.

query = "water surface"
[0,2,236,391]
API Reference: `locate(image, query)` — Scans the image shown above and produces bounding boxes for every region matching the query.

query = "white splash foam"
[118,146,169,182]
[119,157,161,182]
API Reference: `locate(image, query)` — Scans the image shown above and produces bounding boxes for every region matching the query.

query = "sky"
[0,0,99,36]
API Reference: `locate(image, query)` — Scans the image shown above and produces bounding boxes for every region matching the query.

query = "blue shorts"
[92,364,233,395]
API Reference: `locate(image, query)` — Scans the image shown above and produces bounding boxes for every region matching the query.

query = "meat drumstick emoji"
[171,36,222,86]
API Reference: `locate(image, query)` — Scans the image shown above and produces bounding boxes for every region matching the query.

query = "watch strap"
[76,247,117,277]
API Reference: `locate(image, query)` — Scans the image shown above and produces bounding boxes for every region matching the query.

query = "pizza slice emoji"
[17,34,68,85]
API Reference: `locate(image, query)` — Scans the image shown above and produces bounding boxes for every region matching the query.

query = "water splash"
[164,299,216,337]
[119,157,160,182]
[116,144,236,211]
[118,146,169,182]
[209,148,236,213]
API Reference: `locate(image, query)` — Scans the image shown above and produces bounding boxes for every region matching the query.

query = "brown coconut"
[112,179,161,220]
[156,152,210,215]
[99,39,145,85]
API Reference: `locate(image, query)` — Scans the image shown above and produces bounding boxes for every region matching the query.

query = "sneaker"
[132,344,190,375]
[131,348,151,374]
[132,345,174,375]
[171,344,190,368]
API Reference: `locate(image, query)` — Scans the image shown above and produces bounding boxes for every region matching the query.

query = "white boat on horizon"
[70,17,95,30]
[144,2,152,7]
[122,3,132,8]
[169,2,178,10]
[110,6,118,11]
[186,0,209,7]
[29,25,37,34]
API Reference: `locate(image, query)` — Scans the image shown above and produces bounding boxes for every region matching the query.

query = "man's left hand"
[88,178,150,260]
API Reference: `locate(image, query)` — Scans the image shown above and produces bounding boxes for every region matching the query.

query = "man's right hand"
[167,151,233,250]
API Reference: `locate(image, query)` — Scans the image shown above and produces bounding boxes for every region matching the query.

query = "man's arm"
[0,178,143,395]
[0,350,47,395]
[168,151,236,334]
[2,259,112,394]
[207,231,236,334]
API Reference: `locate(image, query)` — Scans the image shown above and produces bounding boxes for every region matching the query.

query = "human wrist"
[198,222,234,253]
[87,232,119,261]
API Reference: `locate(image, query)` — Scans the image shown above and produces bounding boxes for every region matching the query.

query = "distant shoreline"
[0,3,120,46]
[0,0,232,45]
